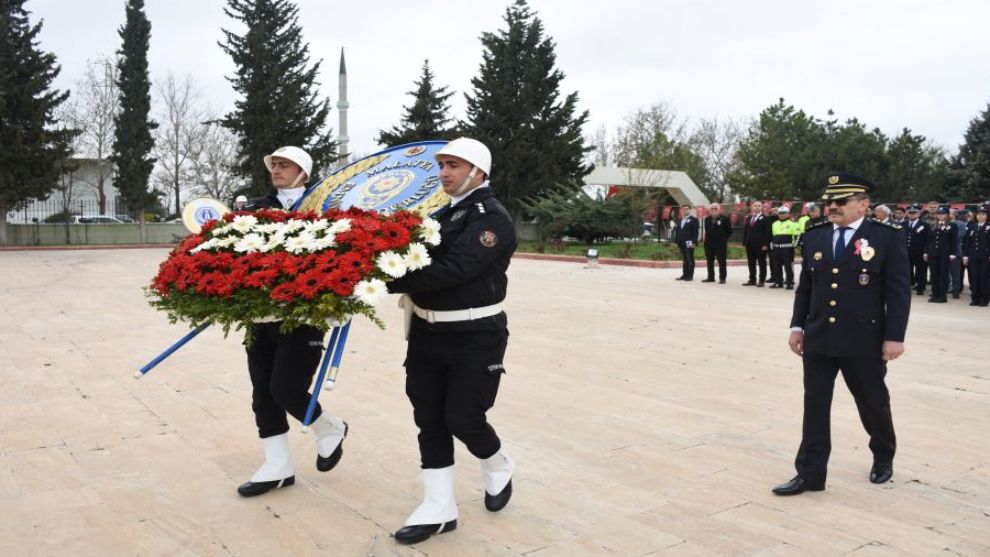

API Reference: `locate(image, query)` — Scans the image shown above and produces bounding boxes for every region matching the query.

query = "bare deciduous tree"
[153,73,205,216]
[188,120,242,204]
[75,57,120,214]
[691,117,744,203]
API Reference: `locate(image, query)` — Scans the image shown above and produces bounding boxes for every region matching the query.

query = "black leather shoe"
[743,281,756,286]
[719,279,726,284]
[769,283,783,289]
[915,290,925,295]
[771,476,825,495]
[933,298,947,303]
[757,282,766,287]
[969,301,979,306]
[316,421,348,472]
[237,476,295,497]
[869,462,893,484]
[951,292,960,299]
[785,284,795,290]
[394,520,457,545]
[683,277,693,281]
[702,278,716,283]
[484,479,512,512]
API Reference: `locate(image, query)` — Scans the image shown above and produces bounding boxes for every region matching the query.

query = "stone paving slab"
[0,248,987,557]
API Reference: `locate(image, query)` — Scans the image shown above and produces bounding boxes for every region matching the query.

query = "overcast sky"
[29,0,990,159]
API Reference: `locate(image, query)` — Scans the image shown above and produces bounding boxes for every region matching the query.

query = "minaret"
[336,48,349,165]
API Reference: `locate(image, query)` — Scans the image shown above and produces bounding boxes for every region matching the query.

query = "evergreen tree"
[463,0,591,214]
[111,0,157,218]
[220,0,334,195]
[957,103,990,201]
[377,60,455,147]
[0,0,75,243]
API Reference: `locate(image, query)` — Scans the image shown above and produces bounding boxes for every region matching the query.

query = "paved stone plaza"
[1,249,987,556]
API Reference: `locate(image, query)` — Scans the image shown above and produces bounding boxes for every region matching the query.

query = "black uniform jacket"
[703,215,732,245]
[790,218,911,358]
[742,214,771,249]
[387,187,517,333]
[904,219,928,254]
[245,192,286,210]
[677,216,699,247]
[925,223,957,257]
[964,222,990,259]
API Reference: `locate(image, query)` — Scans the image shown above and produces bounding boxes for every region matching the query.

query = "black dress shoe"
[933,298,947,303]
[951,292,960,299]
[394,520,457,545]
[316,421,348,472]
[485,479,512,512]
[915,291,925,295]
[743,281,756,286]
[757,282,766,287]
[675,276,686,281]
[969,301,979,306]
[719,279,726,284]
[771,476,825,495]
[785,284,795,290]
[869,462,893,484]
[237,476,295,497]
[769,283,783,289]
[683,277,693,281]
[702,278,716,283]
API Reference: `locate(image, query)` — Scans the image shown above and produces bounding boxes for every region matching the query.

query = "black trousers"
[930,255,950,300]
[705,242,727,280]
[745,245,767,283]
[405,326,507,469]
[679,243,695,279]
[795,354,896,480]
[950,256,964,295]
[771,248,794,285]
[246,323,326,438]
[909,251,927,292]
[969,258,989,304]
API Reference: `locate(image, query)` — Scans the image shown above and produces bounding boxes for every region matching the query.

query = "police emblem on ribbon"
[297,141,449,215]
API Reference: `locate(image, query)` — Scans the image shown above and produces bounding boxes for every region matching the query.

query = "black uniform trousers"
[746,245,767,283]
[771,248,794,286]
[796,354,896,480]
[246,322,326,438]
[679,243,696,279]
[929,255,950,301]
[705,242,728,280]
[405,325,507,469]
[909,252,927,293]
[969,258,990,305]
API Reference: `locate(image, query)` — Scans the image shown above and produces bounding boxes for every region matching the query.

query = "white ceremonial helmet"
[235,195,248,203]
[264,146,313,177]
[435,138,492,177]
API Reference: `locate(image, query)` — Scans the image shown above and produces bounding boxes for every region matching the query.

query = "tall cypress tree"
[463,0,591,215]
[220,0,334,194]
[111,0,157,218]
[957,103,990,201]
[0,0,74,243]
[377,60,455,147]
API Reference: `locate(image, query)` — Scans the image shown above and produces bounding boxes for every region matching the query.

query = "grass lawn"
[517,240,749,261]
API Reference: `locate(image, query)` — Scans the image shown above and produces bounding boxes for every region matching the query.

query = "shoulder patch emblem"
[479,230,497,247]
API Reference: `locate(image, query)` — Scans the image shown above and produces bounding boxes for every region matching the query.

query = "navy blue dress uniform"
[743,211,772,285]
[703,212,732,283]
[676,212,700,281]
[964,207,990,306]
[925,208,958,304]
[903,207,929,295]
[775,173,911,495]
[236,146,348,498]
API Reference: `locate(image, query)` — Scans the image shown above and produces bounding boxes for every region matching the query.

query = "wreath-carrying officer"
[236,146,349,497]
[385,138,517,545]
[775,173,910,495]
[964,206,990,306]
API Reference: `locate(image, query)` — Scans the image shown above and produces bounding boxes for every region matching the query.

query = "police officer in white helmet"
[386,138,517,544]
[235,146,349,498]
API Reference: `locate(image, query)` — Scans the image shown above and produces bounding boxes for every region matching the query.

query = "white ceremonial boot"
[310,413,348,472]
[237,433,295,497]
[481,449,514,511]
[393,466,458,545]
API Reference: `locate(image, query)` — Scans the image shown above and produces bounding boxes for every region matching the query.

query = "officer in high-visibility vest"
[770,206,800,289]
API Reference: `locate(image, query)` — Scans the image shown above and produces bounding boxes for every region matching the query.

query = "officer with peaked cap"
[903,205,929,295]
[774,173,910,495]
[385,137,517,544]
[924,206,958,303]
[236,146,349,498]
[963,206,990,306]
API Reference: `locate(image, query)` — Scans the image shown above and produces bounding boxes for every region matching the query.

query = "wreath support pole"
[133,322,211,379]
[302,319,351,426]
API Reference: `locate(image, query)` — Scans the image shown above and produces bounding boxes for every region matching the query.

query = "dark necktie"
[834,227,850,260]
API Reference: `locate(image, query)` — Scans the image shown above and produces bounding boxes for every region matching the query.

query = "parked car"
[114,214,134,223]
[70,215,125,224]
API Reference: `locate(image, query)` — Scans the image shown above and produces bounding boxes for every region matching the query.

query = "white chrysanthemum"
[329,218,351,233]
[419,218,442,246]
[255,222,282,234]
[217,236,239,249]
[312,235,337,250]
[230,214,259,234]
[353,278,387,305]
[376,251,407,278]
[403,242,431,271]
[234,233,265,253]
[305,219,329,233]
[190,238,217,253]
[282,219,306,233]
[211,224,230,237]
[284,235,310,254]
[260,237,281,252]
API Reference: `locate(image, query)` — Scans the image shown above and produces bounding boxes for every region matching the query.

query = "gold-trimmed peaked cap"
[821,172,874,201]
